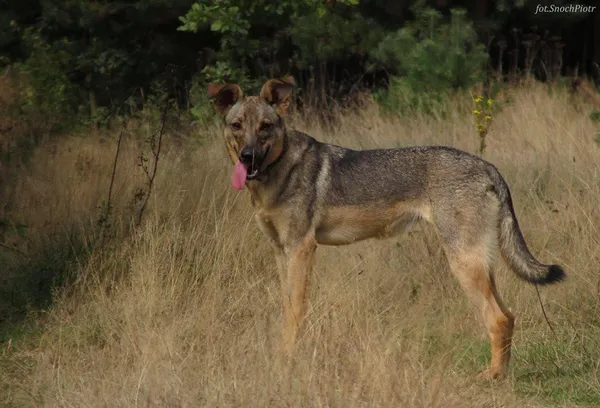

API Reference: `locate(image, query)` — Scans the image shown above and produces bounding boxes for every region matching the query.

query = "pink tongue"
[232,160,248,190]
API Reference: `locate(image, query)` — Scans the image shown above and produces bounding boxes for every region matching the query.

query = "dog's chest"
[254,208,287,246]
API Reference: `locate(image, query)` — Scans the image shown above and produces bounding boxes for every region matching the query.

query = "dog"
[207,76,565,379]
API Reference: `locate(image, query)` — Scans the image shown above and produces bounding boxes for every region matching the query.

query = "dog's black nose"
[240,148,255,164]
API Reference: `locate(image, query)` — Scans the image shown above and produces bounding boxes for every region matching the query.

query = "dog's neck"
[264,130,289,172]
[246,130,291,209]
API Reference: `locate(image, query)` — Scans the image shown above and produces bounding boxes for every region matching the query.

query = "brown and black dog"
[208,76,565,379]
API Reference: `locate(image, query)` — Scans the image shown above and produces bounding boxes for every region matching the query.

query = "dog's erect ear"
[207,83,243,116]
[260,76,296,114]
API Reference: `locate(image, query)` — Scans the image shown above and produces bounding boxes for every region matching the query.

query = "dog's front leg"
[271,244,289,337]
[280,235,317,355]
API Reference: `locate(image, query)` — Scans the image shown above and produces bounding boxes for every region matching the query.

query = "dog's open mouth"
[231,146,270,190]
[246,167,260,180]
[245,145,269,180]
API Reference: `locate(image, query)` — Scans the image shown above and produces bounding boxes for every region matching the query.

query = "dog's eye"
[260,122,273,132]
[230,122,242,131]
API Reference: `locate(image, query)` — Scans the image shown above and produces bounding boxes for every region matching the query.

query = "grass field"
[1,82,600,407]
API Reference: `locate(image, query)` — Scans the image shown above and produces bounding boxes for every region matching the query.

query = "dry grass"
[1,83,600,407]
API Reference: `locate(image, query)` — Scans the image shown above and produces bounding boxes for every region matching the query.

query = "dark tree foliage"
[0,0,598,115]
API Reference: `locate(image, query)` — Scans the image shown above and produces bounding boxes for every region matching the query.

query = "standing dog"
[208,77,565,379]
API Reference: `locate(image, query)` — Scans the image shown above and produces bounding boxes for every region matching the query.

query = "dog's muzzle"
[239,146,270,180]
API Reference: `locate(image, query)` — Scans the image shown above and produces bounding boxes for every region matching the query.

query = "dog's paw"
[477,367,507,381]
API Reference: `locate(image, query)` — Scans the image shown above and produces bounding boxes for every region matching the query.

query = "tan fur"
[316,201,426,245]
[208,77,565,380]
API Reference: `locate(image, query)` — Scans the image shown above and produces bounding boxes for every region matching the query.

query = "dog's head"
[208,77,295,190]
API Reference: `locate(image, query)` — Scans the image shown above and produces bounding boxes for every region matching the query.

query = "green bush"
[178,0,364,97]
[289,9,384,69]
[372,8,488,116]
[17,28,76,125]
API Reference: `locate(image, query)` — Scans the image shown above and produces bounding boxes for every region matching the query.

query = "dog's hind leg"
[445,248,515,379]
[433,198,515,379]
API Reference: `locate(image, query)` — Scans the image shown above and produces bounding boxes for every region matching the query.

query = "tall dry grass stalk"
[1,83,599,407]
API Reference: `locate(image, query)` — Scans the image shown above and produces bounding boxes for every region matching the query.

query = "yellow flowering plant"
[472,96,494,155]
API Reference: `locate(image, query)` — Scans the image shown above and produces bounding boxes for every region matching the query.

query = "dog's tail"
[487,166,566,285]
